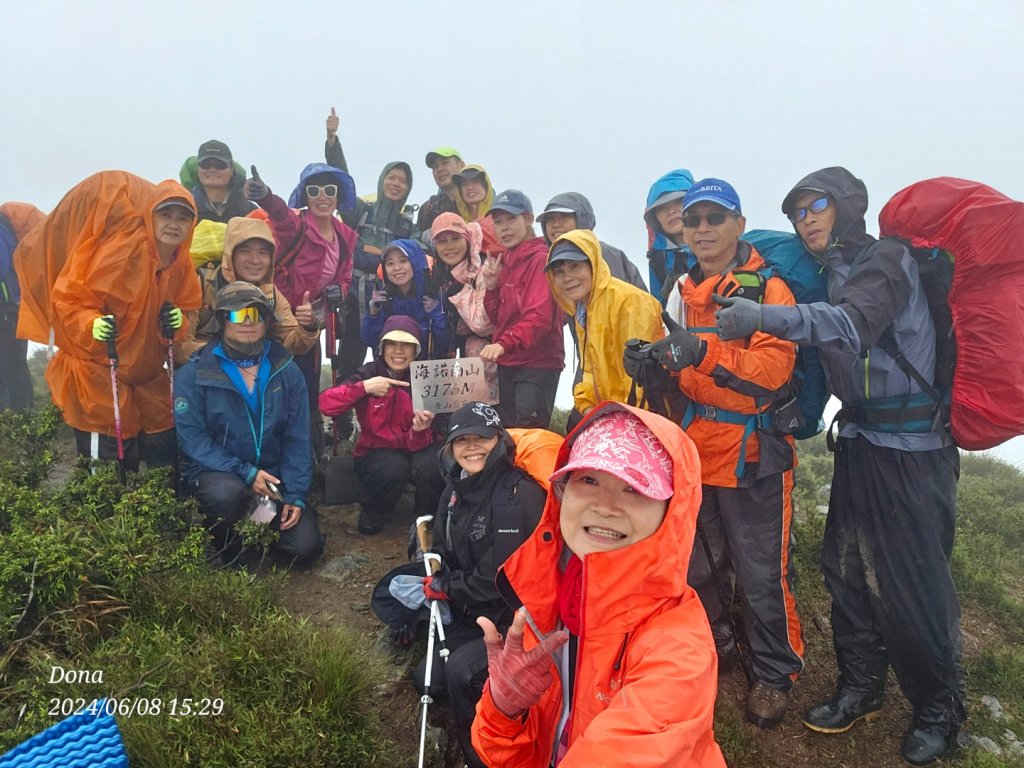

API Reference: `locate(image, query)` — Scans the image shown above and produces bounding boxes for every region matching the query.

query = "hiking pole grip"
[106,338,118,364]
[415,515,433,560]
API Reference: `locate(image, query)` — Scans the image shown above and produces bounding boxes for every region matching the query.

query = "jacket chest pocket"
[491,502,527,566]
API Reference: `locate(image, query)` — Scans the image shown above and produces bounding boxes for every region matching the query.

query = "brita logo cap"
[683,178,742,213]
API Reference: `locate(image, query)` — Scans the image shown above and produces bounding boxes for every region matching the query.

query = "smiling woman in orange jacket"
[471,402,726,767]
[15,172,202,467]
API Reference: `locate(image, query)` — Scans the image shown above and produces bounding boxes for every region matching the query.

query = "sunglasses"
[305,184,338,199]
[789,196,831,223]
[198,158,229,170]
[225,307,265,324]
[682,211,737,229]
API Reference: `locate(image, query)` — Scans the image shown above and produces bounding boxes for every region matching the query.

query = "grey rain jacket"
[761,167,948,451]
[540,192,647,290]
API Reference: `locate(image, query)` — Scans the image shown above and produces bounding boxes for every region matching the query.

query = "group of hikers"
[1,108,969,767]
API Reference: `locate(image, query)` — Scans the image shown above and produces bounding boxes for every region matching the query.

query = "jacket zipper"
[242,362,286,464]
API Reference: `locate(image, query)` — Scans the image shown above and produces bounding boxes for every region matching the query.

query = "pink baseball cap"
[550,410,674,500]
[430,212,470,243]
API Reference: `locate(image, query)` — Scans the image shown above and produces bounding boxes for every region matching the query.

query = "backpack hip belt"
[843,391,942,434]
[682,401,773,478]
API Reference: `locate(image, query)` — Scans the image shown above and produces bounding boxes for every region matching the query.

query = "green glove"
[159,303,183,338]
[92,315,118,342]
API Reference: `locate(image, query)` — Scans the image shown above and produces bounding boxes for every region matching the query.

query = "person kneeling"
[319,315,446,535]
[174,282,323,567]
[471,403,726,767]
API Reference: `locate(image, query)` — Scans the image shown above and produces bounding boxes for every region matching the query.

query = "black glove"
[245,165,269,201]
[389,623,416,648]
[323,283,344,313]
[623,339,653,380]
[649,312,706,371]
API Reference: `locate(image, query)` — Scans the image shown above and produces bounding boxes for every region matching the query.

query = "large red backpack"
[879,177,1024,450]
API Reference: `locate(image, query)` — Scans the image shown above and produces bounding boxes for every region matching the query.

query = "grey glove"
[649,312,706,371]
[714,293,762,341]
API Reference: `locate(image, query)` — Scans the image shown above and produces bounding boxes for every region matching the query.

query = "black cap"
[198,139,233,165]
[445,402,503,445]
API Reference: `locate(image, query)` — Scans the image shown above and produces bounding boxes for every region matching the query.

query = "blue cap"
[545,241,589,271]
[487,189,533,217]
[683,178,742,214]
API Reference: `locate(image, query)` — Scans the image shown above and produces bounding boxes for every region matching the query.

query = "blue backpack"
[741,229,830,440]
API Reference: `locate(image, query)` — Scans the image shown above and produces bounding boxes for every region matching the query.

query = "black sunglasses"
[682,211,737,229]
[198,158,229,170]
[789,196,830,223]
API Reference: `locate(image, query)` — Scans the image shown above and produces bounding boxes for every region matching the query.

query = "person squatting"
[8,112,966,766]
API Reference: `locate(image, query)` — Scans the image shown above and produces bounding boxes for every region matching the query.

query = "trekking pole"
[106,339,127,485]
[415,517,450,664]
[696,519,754,688]
[161,303,179,495]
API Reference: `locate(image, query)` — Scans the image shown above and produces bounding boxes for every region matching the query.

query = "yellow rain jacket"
[547,230,663,415]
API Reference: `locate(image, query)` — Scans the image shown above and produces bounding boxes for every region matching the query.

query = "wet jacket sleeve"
[425,294,450,356]
[269,288,320,355]
[278,366,312,507]
[761,240,911,355]
[490,256,559,355]
[318,375,369,417]
[173,365,258,485]
[696,277,796,397]
[257,192,302,248]
[437,478,545,608]
[360,306,387,350]
[175,308,205,365]
[324,137,349,173]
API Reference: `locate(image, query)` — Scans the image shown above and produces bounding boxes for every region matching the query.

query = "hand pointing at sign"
[363,376,409,397]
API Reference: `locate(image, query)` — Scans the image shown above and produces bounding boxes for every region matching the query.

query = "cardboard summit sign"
[410,357,490,413]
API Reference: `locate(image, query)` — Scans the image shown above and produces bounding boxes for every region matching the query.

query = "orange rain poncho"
[15,172,202,438]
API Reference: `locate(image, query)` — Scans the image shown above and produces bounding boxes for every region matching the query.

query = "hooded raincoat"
[547,230,662,415]
[177,218,320,362]
[257,163,358,311]
[454,165,496,223]
[643,170,695,306]
[361,239,449,357]
[15,172,202,438]
[541,193,646,290]
[472,402,725,767]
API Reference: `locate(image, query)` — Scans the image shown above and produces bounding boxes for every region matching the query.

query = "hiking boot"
[901,721,958,765]
[746,681,789,729]
[358,508,384,536]
[803,687,884,733]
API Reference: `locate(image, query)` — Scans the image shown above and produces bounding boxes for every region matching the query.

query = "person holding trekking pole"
[14,173,201,471]
[470,402,726,767]
[624,178,805,729]
[715,167,965,765]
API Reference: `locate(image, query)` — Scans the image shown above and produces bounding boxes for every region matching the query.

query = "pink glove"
[478,610,570,718]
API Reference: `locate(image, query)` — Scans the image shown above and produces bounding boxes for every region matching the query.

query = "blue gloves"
[714,294,763,341]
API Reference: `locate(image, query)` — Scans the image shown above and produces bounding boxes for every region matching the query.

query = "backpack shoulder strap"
[276,215,308,274]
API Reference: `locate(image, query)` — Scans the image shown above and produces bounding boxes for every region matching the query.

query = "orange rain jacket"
[15,172,202,438]
[547,230,663,415]
[472,402,726,768]
[666,244,798,487]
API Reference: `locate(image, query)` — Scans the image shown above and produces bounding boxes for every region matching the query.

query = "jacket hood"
[375,161,413,208]
[146,180,197,258]
[781,167,870,257]
[454,164,495,221]
[288,163,357,211]
[644,169,695,232]
[547,229,611,315]
[381,238,430,296]
[221,217,276,283]
[540,192,595,244]
[498,402,703,634]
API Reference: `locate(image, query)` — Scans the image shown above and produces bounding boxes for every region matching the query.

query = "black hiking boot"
[803,686,884,733]
[901,720,958,765]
